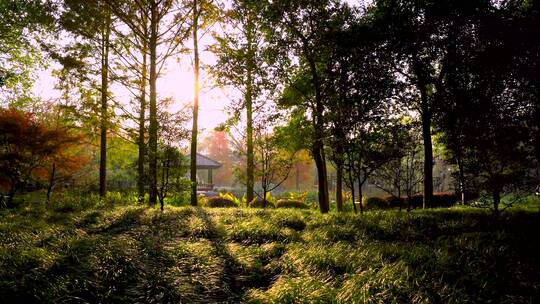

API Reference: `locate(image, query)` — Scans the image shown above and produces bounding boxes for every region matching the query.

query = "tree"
[0,0,54,106]
[372,121,424,211]
[157,101,189,210]
[235,128,297,205]
[190,0,201,206]
[211,0,269,205]
[0,108,81,207]
[157,145,187,210]
[59,0,114,198]
[369,0,493,208]
[324,10,398,213]
[107,0,191,206]
[264,0,351,213]
[432,3,535,214]
[105,3,150,203]
[344,121,404,214]
[189,0,219,206]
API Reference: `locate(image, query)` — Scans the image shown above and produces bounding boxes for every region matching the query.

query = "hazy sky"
[32,32,228,134]
[31,0,364,135]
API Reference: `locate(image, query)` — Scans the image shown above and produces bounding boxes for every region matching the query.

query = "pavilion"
[192,153,222,191]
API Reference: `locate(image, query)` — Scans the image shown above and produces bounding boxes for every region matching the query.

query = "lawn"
[1,205,539,303]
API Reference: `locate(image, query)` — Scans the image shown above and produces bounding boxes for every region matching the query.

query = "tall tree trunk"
[412,56,433,209]
[99,10,111,198]
[492,189,500,215]
[190,0,200,206]
[420,92,433,209]
[313,144,329,213]
[336,163,343,212]
[307,55,329,213]
[138,36,148,204]
[245,13,255,205]
[347,152,357,214]
[457,152,466,205]
[358,179,364,214]
[148,2,158,206]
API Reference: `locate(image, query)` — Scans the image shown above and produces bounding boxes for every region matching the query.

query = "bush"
[249,199,275,208]
[363,197,389,210]
[276,199,309,209]
[432,192,458,208]
[383,196,405,209]
[406,195,424,209]
[204,196,237,208]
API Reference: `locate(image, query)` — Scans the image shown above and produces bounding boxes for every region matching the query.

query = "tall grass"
[0,203,538,303]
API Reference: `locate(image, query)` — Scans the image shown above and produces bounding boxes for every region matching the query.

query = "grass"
[0,203,539,303]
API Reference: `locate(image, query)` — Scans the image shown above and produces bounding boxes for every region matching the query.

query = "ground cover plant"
[1,203,538,303]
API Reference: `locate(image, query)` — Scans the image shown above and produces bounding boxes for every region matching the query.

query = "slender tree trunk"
[46,162,56,208]
[415,81,433,209]
[412,56,433,209]
[492,189,500,215]
[138,37,148,204]
[358,180,364,214]
[457,153,466,205]
[99,10,111,198]
[336,163,343,212]
[245,13,255,204]
[347,153,357,214]
[148,2,158,206]
[305,53,329,213]
[420,95,434,210]
[190,0,200,206]
[313,144,329,213]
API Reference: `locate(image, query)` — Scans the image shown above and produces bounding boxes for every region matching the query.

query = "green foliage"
[275,199,309,209]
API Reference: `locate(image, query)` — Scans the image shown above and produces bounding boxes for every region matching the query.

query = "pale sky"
[31,0,365,135]
[32,37,229,134]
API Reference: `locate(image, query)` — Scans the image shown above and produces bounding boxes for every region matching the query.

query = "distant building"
[189,153,222,191]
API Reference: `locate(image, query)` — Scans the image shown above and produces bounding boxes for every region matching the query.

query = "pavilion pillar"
[208,168,213,184]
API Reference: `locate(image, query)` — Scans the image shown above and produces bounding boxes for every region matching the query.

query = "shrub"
[276,199,309,209]
[432,192,458,208]
[383,196,405,209]
[403,193,458,209]
[249,199,275,208]
[363,197,389,210]
[204,196,237,208]
[406,195,423,209]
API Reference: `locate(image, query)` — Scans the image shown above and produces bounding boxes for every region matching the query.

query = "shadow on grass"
[93,208,146,235]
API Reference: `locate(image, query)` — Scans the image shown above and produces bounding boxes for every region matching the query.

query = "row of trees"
[1,0,538,214]
[213,0,539,214]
